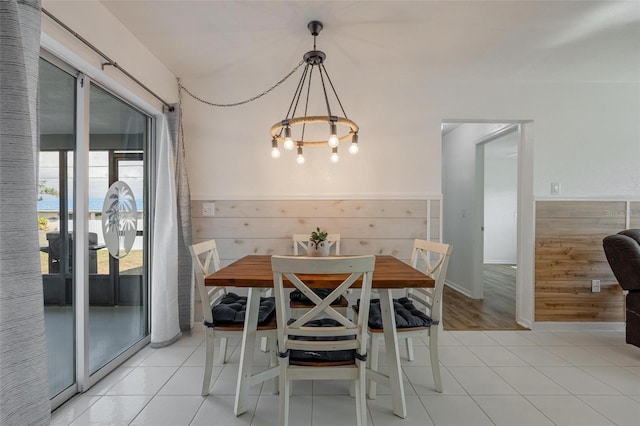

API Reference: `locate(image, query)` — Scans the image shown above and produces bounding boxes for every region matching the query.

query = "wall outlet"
[202,202,215,217]
[591,279,601,293]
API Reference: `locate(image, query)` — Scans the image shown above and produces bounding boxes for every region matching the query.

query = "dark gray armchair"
[602,229,640,348]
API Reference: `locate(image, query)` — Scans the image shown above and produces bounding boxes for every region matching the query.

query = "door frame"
[442,121,534,329]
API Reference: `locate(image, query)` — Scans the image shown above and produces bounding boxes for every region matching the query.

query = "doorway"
[441,121,534,330]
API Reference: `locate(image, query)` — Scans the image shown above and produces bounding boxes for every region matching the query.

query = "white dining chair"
[290,234,349,317]
[358,239,452,397]
[292,233,341,255]
[189,239,277,396]
[271,255,375,426]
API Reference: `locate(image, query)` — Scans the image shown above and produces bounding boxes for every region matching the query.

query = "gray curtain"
[0,0,51,425]
[166,105,193,331]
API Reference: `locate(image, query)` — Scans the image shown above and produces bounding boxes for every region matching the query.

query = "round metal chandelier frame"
[270,116,358,147]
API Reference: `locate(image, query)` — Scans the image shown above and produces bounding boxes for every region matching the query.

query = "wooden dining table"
[205,254,434,419]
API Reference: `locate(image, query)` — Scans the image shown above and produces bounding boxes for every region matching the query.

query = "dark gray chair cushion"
[288,318,356,363]
[290,288,344,305]
[366,297,433,329]
[210,292,275,325]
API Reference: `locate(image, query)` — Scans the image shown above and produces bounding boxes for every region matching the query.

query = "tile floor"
[51,325,640,426]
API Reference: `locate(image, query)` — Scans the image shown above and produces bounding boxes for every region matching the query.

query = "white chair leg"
[269,335,279,394]
[355,361,367,426]
[405,337,415,361]
[279,360,290,426]
[202,330,215,396]
[429,329,442,392]
[368,334,380,399]
[218,336,228,364]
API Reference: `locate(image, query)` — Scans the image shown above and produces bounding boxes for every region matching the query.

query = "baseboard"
[444,280,473,298]
[532,321,625,331]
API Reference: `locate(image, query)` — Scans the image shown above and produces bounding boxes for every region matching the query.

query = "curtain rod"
[42,8,174,112]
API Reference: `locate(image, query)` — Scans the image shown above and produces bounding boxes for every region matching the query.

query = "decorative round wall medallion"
[101,181,138,259]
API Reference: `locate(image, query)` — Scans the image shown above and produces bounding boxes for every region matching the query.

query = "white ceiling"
[98,0,640,83]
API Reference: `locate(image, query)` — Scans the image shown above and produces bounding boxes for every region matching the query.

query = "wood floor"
[442,264,527,330]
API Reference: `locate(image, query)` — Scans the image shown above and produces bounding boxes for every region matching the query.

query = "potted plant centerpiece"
[307,227,331,256]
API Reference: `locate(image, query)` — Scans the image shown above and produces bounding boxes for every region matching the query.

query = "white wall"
[182,74,640,201]
[41,2,640,204]
[41,0,177,112]
[484,133,518,264]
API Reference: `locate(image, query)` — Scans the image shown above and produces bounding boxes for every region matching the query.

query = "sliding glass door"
[39,56,152,407]
[88,85,149,374]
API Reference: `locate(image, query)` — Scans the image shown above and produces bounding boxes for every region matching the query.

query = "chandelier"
[270,21,359,164]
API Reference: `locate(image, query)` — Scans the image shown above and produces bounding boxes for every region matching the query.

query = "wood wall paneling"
[535,201,626,322]
[191,199,440,265]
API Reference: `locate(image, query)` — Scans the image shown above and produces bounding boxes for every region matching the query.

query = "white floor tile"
[584,344,640,366]
[447,366,518,395]
[521,331,569,346]
[472,395,554,426]
[403,365,467,395]
[83,366,135,395]
[138,346,198,367]
[467,346,528,366]
[367,395,433,426]
[448,331,498,346]
[505,345,571,366]
[578,395,640,426]
[536,366,620,394]
[438,345,486,367]
[106,366,178,395]
[190,395,257,426]
[252,394,312,426]
[69,395,152,426]
[525,395,615,425]
[312,395,372,426]
[51,395,101,426]
[551,331,609,346]
[580,366,640,394]
[545,345,614,366]
[419,395,493,426]
[492,366,569,395]
[482,330,536,346]
[51,327,640,426]
[210,366,264,396]
[129,395,203,425]
[158,365,223,395]
[434,331,463,346]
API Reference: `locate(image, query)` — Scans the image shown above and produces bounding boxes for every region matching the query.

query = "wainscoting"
[191,199,441,265]
[534,200,638,322]
[191,198,635,326]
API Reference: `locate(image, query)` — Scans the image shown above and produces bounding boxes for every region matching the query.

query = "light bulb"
[271,138,280,158]
[284,126,294,150]
[284,138,294,150]
[349,133,359,154]
[330,147,339,163]
[328,123,339,147]
[296,145,305,164]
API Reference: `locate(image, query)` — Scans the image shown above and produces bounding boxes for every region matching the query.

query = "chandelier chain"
[178,60,305,108]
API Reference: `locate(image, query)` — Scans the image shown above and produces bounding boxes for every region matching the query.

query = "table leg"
[379,290,407,418]
[234,288,260,416]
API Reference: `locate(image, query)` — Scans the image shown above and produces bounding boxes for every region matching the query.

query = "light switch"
[202,202,215,217]
[550,182,561,195]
